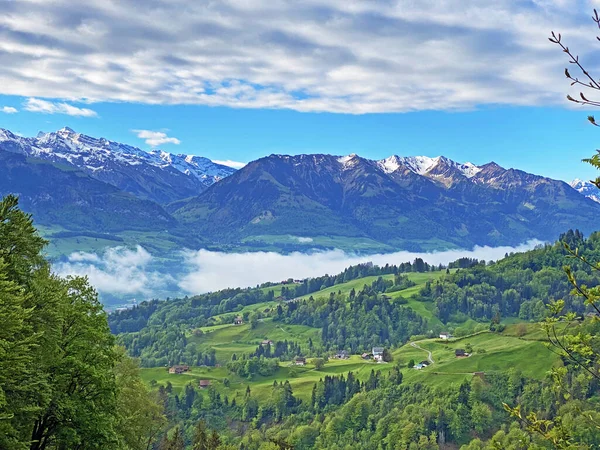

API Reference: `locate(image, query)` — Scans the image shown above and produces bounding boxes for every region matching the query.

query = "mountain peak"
[337,153,360,169]
[570,178,600,203]
[0,126,237,204]
[376,155,481,179]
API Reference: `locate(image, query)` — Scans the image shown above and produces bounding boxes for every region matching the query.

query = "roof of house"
[455,349,466,355]
[199,380,211,386]
[372,347,384,353]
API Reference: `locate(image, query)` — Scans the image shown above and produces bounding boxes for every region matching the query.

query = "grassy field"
[296,270,448,325]
[190,318,322,363]
[141,325,560,404]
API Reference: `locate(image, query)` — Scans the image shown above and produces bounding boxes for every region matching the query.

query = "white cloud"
[293,236,314,243]
[1,106,17,114]
[178,240,543,294]
[133,129,181,147]
[0,1,594,113]
[23,98,97,117]
[54,240,544,300]
[54,245,170,296]
[212,159,246,169]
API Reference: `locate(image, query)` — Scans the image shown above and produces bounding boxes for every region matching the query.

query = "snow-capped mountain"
[0,127,236,204]
[570,179,600,204]
[175,152,600,250]
[376,155,481,179]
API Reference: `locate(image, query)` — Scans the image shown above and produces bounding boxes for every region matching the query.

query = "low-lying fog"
[54,240,544,307]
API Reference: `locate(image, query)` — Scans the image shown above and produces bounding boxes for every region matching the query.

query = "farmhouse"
[261,339,273,346]
[168,365,190,374]
[455,349,469,358]
[199,380,211,389]
[234,316,243,325]
[419,360,430,367]
[294,357,306,366]
[372,347,384,362]
[414,363,424,370]
[361,353,372,360]
[335,350,349,359]
[439,332,452,340]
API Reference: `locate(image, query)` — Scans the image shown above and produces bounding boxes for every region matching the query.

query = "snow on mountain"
[571,179,600,203]
[375,155,482,179]
[337,153,361,170]
[0,127,236,203]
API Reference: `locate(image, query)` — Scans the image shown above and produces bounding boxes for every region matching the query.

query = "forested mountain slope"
[0,150,175,232]
[174,153,600,249]
[108,230,600,449]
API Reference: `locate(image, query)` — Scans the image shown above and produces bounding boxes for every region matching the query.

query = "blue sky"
[1,0,600,181]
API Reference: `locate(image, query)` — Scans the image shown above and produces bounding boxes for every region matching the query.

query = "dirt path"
[410,342,434,364]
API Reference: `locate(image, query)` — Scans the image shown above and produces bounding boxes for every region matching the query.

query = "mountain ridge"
[174,152,600,250]
[1,126,599,254]
[0,127,236,204]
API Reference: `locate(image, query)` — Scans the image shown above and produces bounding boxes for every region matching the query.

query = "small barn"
[455,349,468,358]
[169,365,190,374]
[335,350,349,359]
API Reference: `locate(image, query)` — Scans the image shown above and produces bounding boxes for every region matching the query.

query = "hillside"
[138,324,559,401]
[110,238,600,448]
[174,153,600,250]
[0,150,176,233]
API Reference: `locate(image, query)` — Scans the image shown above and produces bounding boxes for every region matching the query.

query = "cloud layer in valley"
[54,246,174,296]
[54,241,544,301]
[0,1,596,113]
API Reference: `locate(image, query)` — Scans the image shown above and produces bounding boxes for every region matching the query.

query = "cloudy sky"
[1,0,600,179]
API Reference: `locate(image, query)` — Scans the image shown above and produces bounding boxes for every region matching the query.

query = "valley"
[4,3,600,449]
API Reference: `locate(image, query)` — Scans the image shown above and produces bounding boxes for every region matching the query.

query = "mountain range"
[0,127,235,204]
[174,153,600,250]
[1,127,599,254]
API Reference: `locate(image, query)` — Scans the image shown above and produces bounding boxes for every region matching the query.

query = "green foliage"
[418,232,600,323]
[0,195,165,449]
[281,286,426,352]
[227,356,279,379]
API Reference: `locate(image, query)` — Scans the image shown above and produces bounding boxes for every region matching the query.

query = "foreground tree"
[0,195,164,449]
[503,16,600,448]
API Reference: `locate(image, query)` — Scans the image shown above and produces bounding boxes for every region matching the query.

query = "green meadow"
[190,318,322,363]
[141,324,560,403]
